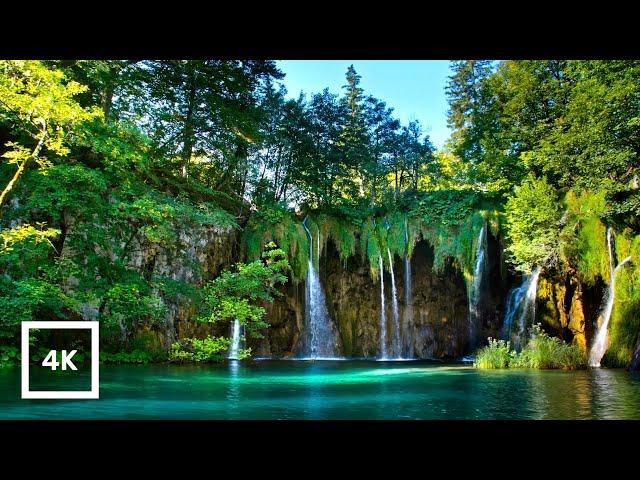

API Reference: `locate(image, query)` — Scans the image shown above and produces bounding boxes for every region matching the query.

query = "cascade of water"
[387,248,401,358]
[301,218,339,359]
[589,229,632,367]
[468,224,488,349]
[403,218,414,358]
[502,266,541,350]
[379,254,388,359]
[518,267,540,344]
[228,319,242,360]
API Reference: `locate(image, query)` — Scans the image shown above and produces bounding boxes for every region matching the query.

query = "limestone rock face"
[258,237,508,359]
[537,272,604,352]
[249,281,304,358]
[127,224,512,360]
[127,225,239,348]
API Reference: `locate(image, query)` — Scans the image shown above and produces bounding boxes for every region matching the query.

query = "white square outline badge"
[21,321,99,399]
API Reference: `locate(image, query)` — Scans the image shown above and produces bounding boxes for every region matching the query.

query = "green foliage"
[411,190,500,278]
[243,203,308,281]
[0,278,79,337]
[0,345,19,367]
[101,280,167,333]
[198,243,290,343]
[359,217,382,279]
[22,165,108,221]
[474,338,512,369]
[558,189,609,284]
[169,336,232,363]
[0,223,59,255]
[0,60,101,208]
[504,176,563,273]
[123,191,236,246]
[475,324,586,369]
[604,235,640,367]
[316,213,357,266]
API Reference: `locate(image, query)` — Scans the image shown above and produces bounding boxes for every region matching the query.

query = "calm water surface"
[1,361,639,419]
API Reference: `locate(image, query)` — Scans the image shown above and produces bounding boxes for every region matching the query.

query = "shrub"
[516,324,586,369]
[0,345,19,368]
[474,338,512,369]
[168,336,233,363]
[474,325,586,370]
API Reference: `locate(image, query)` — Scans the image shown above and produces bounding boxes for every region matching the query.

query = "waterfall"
[379,254,388,359]
[468,224,488,349]
[403,256,414,358]
[502,266,541,350]
[228,319,242,360]
[403,218,414,358]
[387,248,401,358]
[301,218,340,359]
[589,228,632,367]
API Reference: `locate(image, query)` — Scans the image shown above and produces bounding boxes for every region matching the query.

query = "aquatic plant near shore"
[475,324,586,370]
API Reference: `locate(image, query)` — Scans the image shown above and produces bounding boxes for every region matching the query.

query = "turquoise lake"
[1,361,640,419]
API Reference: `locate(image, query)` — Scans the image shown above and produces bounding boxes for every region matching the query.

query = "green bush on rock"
[474,338,512,369]
[168,336,245,363]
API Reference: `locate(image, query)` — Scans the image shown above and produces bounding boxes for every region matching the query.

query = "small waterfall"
[378,254,388,359]
[301,218,340,359]
[403,218,414,358]
[387,248,401,358]
[468,224,488,350]
[502,266,541,350]
[228,319,242,360]
[403,256,414,358]
[589,228,632,367]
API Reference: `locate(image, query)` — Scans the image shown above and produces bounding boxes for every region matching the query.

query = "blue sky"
[276,60,453,149]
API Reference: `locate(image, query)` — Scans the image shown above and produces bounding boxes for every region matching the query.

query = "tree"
[119,60,282,184]
[363,96,399,203]
[197,242,290,339]
[504,175,563,272]
[0,60,99,210]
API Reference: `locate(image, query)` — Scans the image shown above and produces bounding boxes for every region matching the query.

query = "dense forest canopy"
[1,59,639,364]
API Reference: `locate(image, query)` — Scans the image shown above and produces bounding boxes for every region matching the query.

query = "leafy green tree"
[0,60,99,210]
[197,242,290,339]
[504,175,563,272]
[362,96,399,203]
[119,60,282,185]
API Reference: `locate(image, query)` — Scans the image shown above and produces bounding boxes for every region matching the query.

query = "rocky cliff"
[250,230,510,359]
[125,221,637,365]
[536,270,604,353]
[126,225,240,349]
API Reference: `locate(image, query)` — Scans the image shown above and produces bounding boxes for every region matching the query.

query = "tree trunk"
[101,81,115,121]
[181,66,197,178]
[0,123,47,212]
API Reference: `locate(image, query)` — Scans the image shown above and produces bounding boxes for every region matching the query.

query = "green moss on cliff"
[603,234,640,367]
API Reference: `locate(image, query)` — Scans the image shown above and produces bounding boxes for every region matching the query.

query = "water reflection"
[226,360,241,418]
[527,370,593,419]
[590,368,640,419]
[303,362,327,420]
[1,363,639,419]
